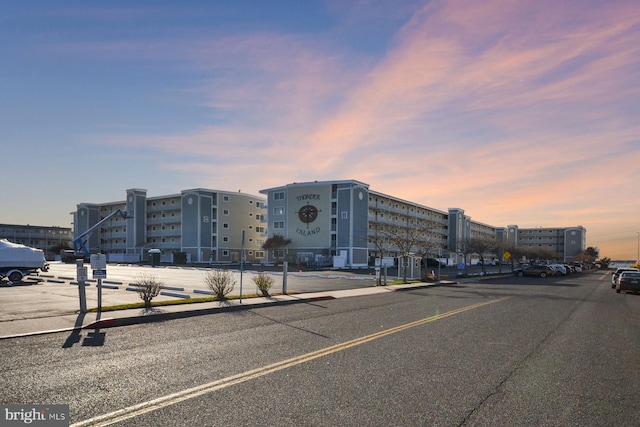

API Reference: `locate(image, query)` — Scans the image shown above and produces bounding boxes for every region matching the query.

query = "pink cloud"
[76,0,639,259]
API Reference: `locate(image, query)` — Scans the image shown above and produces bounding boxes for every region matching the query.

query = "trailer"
[0,239,49,283]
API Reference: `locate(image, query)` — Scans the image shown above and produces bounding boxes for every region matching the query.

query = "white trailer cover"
[0,239,47,270]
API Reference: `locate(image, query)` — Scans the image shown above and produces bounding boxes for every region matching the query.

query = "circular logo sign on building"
[298,204,318,224]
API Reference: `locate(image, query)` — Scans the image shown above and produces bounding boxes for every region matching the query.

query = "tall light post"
[637,232,639,262]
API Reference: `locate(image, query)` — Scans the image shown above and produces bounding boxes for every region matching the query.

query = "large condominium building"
[260,180,501,267]
[73,188,266,264]
[71,181,586,267]
[506,225,587,262]
[260,179,587,267]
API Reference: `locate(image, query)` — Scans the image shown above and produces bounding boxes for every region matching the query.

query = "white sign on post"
[77,266,88,282]
[90,254,107,270]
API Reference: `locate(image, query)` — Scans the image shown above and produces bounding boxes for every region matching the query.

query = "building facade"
[260,179,587,268]
[260,180,370,267]
[0,224,72,260]
[507,225,587,262]
[73,188,266,264]
[68,181,587,267]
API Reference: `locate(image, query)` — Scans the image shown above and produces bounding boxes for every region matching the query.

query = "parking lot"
[0,262,380,322]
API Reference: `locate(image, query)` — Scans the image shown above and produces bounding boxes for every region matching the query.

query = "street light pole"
[637,231,639,262]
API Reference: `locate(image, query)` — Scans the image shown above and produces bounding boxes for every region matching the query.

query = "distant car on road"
[514,265,555,278]
[611,268,638,289]
[616,271,640,294]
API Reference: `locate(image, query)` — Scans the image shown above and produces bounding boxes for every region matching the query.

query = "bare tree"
[504,243,526,271]
[468,236,498,275]
[369,222,393,285]
[204,269,236,300]
[253,272,274,296]
[133,273,163,309]
[389,225,417,283]
[413,222,445,280]
[456,238,473,276]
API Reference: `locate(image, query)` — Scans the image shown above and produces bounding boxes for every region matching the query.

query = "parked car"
[611,268,638,288]
[550,264,567,275]
[514,265,556,278]
[616,271,640,294]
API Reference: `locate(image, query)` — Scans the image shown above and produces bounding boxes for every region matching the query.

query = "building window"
[223,237,229,242]
[274,192,285,200]
[341,212,348,219]
[223,223,229,229]
[223,195,230,202]
[223,250,229,256]
[273,207,284,215]
[223,209,229,215]
[274,221,284,229]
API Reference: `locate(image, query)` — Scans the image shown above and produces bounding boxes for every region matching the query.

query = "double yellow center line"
[72,296,510,426]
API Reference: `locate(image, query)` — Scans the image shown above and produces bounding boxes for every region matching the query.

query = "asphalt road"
[2,270,638,426]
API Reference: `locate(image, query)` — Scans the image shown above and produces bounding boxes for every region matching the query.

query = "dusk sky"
[2,0,638,260]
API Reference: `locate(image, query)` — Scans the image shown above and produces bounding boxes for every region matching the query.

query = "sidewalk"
[0,281,454,340]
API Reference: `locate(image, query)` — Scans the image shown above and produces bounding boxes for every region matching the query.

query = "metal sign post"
[76,260,87,313]
[91,254,107,314]
[282,261,288,294]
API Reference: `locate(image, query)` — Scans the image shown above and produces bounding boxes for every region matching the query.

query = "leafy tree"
[262,234,291,264]
[584,246,599,259]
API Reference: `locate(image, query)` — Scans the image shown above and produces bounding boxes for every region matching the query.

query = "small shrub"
[204,269,236,300]
[253,272,274,296]
[134,273,163,308]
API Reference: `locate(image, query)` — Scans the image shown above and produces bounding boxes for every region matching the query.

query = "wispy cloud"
[6,0,639,258]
